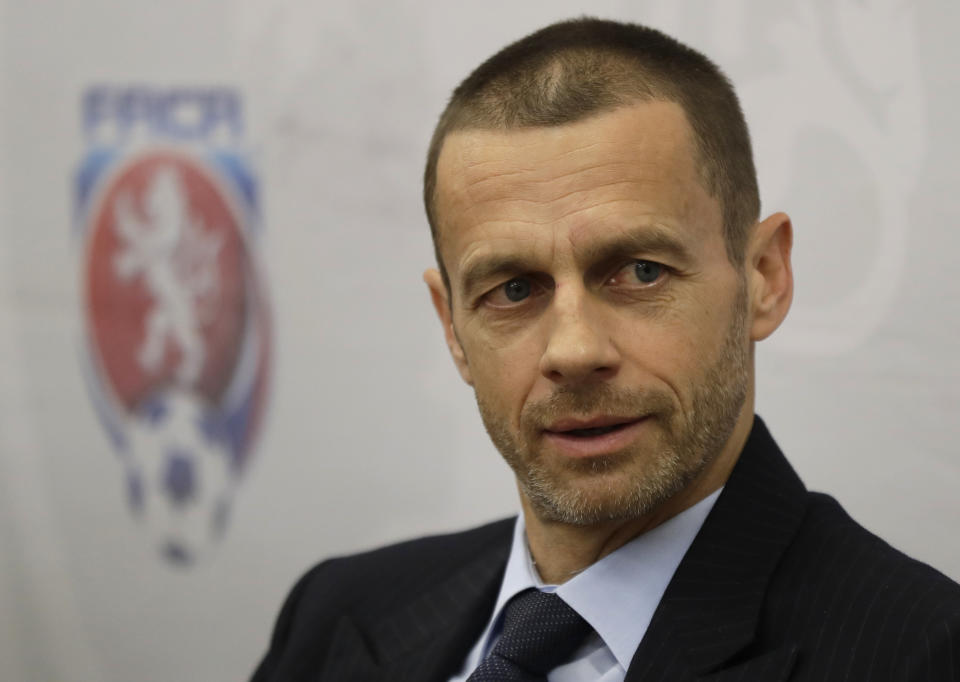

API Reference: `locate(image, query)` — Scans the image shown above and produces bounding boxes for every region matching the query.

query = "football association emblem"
[75,87,270,564]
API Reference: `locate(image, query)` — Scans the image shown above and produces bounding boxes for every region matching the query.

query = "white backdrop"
[1,1,958,681]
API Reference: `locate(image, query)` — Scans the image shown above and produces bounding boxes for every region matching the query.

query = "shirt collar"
[485,489,721,670]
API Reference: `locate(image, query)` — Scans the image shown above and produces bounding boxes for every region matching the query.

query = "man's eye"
[607,259,667,288]
[633,260,663,283]
[503,278,532,301]
[484,277,538,307]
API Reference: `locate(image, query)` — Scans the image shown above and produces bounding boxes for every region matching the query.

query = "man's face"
[428,102,755,525]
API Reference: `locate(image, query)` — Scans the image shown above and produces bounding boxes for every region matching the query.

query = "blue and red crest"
[75,87,271,563]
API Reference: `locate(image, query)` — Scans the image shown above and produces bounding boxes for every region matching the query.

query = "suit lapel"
[625,418,807,682]
[319,526,511,682]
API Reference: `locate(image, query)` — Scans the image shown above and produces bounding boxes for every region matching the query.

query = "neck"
[521,409,754,585]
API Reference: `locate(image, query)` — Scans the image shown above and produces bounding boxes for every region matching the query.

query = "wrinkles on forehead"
[433,102,725,298]
[443,132,686,213]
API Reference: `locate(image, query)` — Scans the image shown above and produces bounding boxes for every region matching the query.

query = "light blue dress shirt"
[449,489,721,682]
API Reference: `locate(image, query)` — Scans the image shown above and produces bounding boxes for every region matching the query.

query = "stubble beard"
[476,288,750,526]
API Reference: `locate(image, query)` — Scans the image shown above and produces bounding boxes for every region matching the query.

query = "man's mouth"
[563,423,631,437]
[545,416,643,437]
[541,416,648,458]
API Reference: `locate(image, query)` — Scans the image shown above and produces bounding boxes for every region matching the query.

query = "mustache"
[521,383,675,429]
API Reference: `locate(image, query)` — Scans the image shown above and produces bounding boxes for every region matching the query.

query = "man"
[253,18,960,681]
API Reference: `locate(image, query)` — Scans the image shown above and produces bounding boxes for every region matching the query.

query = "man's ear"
[423,268,473,386]
[747,212,794,341]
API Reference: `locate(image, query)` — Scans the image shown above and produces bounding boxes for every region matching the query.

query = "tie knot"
[468,589,594,681]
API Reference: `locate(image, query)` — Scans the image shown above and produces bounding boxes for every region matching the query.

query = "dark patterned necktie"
[467,588,594,681]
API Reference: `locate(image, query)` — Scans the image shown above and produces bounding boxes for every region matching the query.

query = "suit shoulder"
[305,516,515,601]
[324,516,515,579]
[251,518,514,681]
[808,493,957,579]
[779,491,960,629]
[289,517,513,620]
[758,492,960,678]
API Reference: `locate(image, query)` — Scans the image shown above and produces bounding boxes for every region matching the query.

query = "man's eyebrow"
[459,255,535,298]
[579,226,695,268]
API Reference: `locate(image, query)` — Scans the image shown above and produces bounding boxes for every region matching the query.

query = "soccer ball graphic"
[123,389,236,564]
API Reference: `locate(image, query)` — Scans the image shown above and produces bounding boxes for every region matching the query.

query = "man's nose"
[539,288,620,384]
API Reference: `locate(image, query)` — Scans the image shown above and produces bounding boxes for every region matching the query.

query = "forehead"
[434,101,723,280]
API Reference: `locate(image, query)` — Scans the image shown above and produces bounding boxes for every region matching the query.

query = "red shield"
[84,152,250,412]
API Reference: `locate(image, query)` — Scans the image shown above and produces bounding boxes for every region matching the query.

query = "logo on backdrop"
[74,87,271,564]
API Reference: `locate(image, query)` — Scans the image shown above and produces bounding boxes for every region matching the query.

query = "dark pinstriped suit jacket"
[252,418,960,681]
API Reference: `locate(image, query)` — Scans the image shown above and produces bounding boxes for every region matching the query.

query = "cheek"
[616,295,733,391]
[682,303,743,388]
[462,335,542,415]
[618,320,696,393]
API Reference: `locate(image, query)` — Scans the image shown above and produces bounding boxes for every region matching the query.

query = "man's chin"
[518,459,680,526]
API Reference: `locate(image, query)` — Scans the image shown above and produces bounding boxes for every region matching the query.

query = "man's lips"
[541,415,650,457]
[545,415,644,435]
